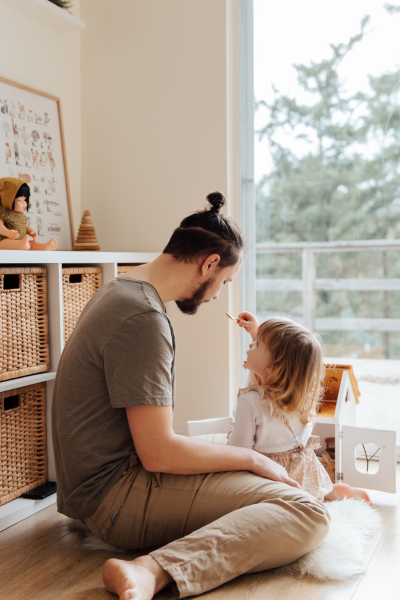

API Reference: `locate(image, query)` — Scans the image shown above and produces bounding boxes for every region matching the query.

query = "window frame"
[240,0,256,363]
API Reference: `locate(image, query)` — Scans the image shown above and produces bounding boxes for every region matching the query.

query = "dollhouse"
[314,364,397,493]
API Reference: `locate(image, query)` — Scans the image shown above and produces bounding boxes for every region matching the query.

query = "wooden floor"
[1,466,400,600]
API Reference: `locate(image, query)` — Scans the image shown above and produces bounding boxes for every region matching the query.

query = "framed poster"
[0,76,74,250]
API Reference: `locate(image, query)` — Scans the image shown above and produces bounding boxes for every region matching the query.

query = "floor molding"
[0,493,57,532]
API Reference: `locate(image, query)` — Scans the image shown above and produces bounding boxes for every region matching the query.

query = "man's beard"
[175,277,215,315]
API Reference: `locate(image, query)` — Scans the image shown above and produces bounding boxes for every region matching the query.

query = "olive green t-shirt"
[52,276,175,519]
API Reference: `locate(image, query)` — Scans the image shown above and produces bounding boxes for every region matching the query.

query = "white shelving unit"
[0,0,86,33]
[0,250,158,531]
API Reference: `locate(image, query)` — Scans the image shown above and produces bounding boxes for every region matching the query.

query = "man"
[52,192,330,600]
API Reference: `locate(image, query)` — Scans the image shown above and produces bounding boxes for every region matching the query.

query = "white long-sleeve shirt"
[227,388,313,454]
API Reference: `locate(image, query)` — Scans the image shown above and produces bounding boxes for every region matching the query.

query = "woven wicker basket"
[62,267,102,345]
[0,267,50,382]
[117,264,140,275]
[0,383,47,506]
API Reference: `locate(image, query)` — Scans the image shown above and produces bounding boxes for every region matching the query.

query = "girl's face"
[14,196,28,213]
[246,335,272,379]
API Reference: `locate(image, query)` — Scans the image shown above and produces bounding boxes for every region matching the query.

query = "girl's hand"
[237,312,259,340]
[7,229,20,240]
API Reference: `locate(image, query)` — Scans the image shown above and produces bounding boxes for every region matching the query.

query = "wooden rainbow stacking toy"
[73,210,100,251]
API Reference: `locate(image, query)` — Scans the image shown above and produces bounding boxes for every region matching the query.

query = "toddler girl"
[228,312,372,505]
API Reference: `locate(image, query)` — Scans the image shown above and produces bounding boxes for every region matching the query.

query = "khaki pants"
[84,455,330,598]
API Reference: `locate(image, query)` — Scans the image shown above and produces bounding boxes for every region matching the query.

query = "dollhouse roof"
[324,363,361,405]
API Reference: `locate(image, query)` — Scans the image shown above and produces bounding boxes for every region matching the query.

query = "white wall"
[81,0,242,428]
[0,1,243,432]
[0,1,82,231]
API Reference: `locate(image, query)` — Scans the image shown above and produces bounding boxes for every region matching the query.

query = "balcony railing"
[255,239,400,334]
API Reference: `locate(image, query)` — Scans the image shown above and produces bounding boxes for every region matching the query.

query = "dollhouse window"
[355,443,380,475]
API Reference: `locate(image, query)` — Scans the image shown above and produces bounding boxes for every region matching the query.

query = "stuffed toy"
[0,177,57,250]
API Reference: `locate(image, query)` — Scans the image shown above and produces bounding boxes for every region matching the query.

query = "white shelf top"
[0,372,56,393]
[0,251,159,264]
[0,0,86,33]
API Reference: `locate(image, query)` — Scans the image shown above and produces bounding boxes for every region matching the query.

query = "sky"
[253,0,400,182]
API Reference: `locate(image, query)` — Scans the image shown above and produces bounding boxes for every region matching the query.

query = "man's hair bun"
[163,190,243,269]
[206,191,226,214]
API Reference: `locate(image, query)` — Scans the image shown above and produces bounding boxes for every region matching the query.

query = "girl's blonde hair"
[257,317,325,425]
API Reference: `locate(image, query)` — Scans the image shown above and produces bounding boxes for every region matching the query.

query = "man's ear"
[200,254,221,277]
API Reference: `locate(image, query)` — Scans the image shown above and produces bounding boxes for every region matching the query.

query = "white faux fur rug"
[280,498,381,580]
[71,498,381,582]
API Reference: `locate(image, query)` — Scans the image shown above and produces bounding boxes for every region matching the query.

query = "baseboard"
[0,493,57,532]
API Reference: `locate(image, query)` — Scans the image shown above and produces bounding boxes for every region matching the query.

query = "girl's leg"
[0,235,30,250]
[324,483,373,505]
[29,238,58,251]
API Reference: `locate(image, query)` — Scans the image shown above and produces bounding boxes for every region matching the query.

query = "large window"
[247,0,400,441]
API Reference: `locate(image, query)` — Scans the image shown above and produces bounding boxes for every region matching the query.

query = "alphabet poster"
[0,76,74,250]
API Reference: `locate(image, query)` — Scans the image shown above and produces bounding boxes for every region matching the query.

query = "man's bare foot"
[103,556,173,600]
[324,483,373,506]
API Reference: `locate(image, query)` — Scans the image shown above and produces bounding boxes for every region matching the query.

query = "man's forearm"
[142,433,261,475]
[127,406,300,488]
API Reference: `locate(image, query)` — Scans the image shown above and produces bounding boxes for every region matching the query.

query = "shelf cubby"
[0,251,157,531]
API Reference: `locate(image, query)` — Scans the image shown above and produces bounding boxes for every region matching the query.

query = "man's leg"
[85,464,330,598]
[149,469,330,596]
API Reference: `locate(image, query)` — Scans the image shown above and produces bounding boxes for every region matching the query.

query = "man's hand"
[237,312,259,341]
[252,453,302,489]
